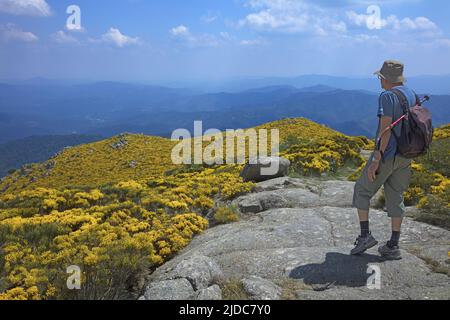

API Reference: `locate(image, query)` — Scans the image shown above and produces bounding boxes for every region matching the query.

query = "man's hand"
[368,151,382,182]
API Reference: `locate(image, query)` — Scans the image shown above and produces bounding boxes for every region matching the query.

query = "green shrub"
[214,206,240,224]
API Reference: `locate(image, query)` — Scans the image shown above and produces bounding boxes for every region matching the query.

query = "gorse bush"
[0,166,255,300]
[0,194,209,300]
[405,126,449,211]
[214,206,240,224]
[281,135,372,176]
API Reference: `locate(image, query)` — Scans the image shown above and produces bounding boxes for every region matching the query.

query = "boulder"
[150,255,225,291]
[142,278,194,300]
[240,157,290,183]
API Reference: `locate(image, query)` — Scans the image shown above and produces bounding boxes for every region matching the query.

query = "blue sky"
[1,0,450,82]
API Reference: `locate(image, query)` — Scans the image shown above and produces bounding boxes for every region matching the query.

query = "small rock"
[110,135,129,150]
[129,160,138,168]
[143,278,194,300]
[236,197,263,214]
[260,193,289,211]
[196,285,222,300]
[242,276,282,300]
[45,161,55,171]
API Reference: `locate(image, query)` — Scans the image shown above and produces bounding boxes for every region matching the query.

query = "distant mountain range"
[0,79,448,146]
[162,74,450,95]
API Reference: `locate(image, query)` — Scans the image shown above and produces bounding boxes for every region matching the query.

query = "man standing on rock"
[351,60,417,260]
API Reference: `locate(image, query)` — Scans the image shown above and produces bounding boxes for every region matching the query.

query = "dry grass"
[219,279,249,300]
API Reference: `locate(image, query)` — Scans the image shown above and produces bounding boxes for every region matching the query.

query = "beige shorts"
[353,153,412,218]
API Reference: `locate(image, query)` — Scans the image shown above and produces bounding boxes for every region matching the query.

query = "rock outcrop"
[140,177,450,300]
[141,255,225,300]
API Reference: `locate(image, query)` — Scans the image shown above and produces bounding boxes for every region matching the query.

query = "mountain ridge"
[1,81,449,144]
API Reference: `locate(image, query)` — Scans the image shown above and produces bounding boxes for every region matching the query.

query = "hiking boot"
[350,233,378,255]
[378,242,402,260]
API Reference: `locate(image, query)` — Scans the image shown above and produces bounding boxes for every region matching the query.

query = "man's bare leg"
[391,217,403,232]
[358,209,369,223]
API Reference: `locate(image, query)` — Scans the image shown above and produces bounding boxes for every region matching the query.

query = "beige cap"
[374,60,406,83]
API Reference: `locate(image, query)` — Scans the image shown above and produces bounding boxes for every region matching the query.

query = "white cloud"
[240,37,267,46]
[351,33,381,43]
[346,11,438,32]
[0,0,51,16]
[238,0,347,36]
[220,32,232,40]
[0,24,38,42]
[51,30,79,45]
[101,28,140,48]
[343,10,450,49]
[397,16,437,31]
[201,12,218,24]
[170,25,220,47]
[66,24,86,33]
[170,25,190,37]
[436,38,450,47]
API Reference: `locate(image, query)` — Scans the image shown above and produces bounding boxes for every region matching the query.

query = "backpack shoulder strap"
[414,91,421,106]
[390,88,409,115]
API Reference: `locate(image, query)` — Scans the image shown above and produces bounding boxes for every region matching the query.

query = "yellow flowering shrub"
[403,125,449,229]
[214,207,240,224]
[433,124,450,140]
[0,158,257,300]
[0,195,209,300]
[281,135,367,176]
[404,187,425,206]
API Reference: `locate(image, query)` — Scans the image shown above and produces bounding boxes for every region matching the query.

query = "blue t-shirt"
[376,85,417,160]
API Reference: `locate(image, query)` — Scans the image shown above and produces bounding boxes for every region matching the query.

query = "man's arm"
[368,116,393,182]
[375,116,393,160]
[368,92,395,182]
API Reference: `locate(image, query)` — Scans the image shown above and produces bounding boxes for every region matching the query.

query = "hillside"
[0,135,103,178]
[0,118,447,300]
[0,118,359,193]
[0,134,179,192]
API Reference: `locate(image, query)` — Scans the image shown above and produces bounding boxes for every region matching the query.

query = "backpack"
[390,89,434,159]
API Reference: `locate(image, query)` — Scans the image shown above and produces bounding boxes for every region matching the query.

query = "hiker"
[351,60,419,260]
